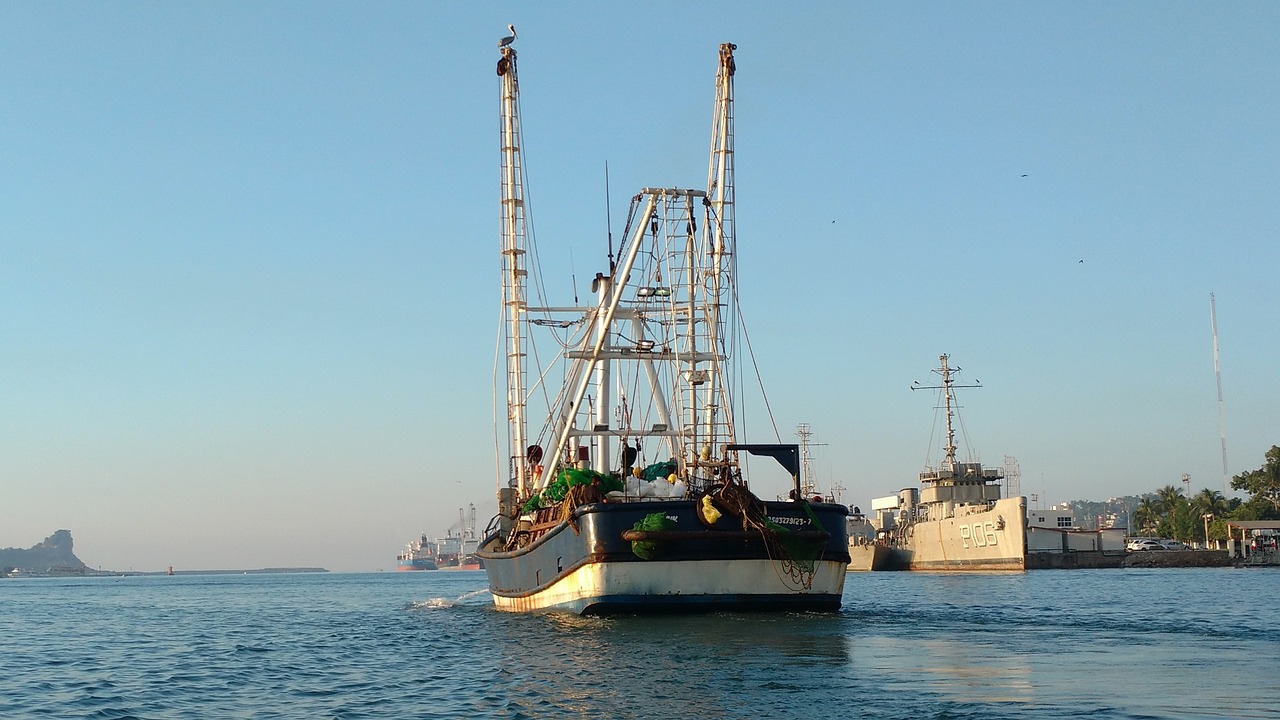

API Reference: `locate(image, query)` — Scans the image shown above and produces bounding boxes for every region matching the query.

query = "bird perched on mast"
[499,24,517,47]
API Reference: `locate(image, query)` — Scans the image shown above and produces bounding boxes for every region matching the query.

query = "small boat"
[477,36,849,614]
[872,355,1028,571]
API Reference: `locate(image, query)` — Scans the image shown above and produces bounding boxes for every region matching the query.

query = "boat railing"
[920,466,1004,483]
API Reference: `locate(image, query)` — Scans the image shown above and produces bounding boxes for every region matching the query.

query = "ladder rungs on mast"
[566,349,721,362]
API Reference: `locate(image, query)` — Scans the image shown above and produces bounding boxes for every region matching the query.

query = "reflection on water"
[486,611,858,718]
[839,569,1280,719]
[2,569,1277,719]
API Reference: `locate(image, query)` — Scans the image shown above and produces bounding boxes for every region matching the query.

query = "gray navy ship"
[860,355,1028,571]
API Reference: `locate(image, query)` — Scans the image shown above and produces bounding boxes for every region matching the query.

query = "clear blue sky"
[3,3,1277,572]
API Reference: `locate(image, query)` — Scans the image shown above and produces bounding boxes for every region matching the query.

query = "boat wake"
[408,589,490,610]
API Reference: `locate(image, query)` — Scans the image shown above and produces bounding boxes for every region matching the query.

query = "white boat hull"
[489,557,849,613]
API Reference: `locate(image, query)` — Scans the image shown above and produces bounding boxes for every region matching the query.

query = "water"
[2,568,1275,719]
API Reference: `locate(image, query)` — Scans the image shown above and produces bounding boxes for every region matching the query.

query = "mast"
[696,42,737,465]
[533,192,663,491]
[497,35,530,497]
[797,423,825,498]
[707,43,736,258]
[911,354,981,472]
[593,271,612,474]
[514,44,739,494]
[1211,292,1228,494]
[941,356,958,468]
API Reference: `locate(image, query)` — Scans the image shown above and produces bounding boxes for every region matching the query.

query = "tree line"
[1130,445,1279,542]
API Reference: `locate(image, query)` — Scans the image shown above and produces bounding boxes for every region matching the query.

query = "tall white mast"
[707,43,736,254]
[1211,292,1228,494]
[699,42,737,458]
[497,37,530,497]
[593,272,612,474]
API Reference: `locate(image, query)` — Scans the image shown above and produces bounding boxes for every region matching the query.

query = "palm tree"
[1147,485,1188,540]
[1191,488,1229,544]
[1191,488,1228,517]
[1133,496,1161,536]
[1156,485,1185,525]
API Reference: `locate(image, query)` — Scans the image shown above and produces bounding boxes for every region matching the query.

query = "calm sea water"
[1,568,1275,719]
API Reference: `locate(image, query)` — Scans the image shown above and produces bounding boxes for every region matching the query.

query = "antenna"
[1211,292,1228,495]
[1003,455,1021,497]
[605,162,615,274]
[796,423,828,498]
[570,248,578,305]
[911,354,981,469]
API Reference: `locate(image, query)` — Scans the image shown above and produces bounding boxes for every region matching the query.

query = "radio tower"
[1003,455,1021,497]
[1211,293,1229,495]
[796,423,828,499]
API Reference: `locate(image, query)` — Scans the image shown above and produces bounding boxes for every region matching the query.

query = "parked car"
[1159,540,1188,551]
[1127,538,1164,552]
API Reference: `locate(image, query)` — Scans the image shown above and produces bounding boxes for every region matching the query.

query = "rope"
[557,482,603,535]
[710,481,821,589]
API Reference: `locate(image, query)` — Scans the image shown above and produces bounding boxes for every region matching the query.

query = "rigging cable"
[923,394,943,471]
[491,292,508,491]
[727,264,781,444]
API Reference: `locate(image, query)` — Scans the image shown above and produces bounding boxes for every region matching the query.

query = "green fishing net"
[764,502,827,564]
[630,511,675,560]
[521,467,625,513]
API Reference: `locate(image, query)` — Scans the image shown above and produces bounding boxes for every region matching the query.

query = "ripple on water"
[0,570,1277,719]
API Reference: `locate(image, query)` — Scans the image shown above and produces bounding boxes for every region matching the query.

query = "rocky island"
[2,530,327,577]
[1,530,89,576]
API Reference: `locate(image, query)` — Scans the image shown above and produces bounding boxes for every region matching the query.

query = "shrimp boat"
[477,37,849,614]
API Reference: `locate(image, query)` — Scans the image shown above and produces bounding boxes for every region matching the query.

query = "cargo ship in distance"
[398,505,485,571]
[437,505,482,570]
[396,534,438,571]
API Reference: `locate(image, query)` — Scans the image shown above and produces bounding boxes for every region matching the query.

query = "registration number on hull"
[959,522,999,548]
